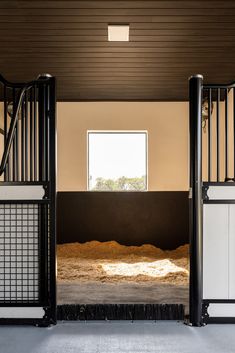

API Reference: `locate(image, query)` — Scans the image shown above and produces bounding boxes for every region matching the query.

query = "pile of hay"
[57,241,189,285]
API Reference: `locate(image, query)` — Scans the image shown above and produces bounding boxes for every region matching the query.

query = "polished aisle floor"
[0,321,234,353]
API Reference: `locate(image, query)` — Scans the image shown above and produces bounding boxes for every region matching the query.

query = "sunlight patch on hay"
[101,259,188,278]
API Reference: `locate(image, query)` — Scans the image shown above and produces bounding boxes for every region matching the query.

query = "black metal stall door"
[189,75,235,326]
[0,75,56,325]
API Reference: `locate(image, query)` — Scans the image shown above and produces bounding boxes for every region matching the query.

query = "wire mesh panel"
[0,203,39,303]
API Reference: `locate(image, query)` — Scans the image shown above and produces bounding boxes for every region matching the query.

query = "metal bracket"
[43,306,50,320]
[202,185,209,200]
[202,301,210,324]
[36,306,53,327]
[43,184,49,200]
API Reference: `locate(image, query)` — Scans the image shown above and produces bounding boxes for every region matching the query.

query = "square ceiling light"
[108,24,129,41]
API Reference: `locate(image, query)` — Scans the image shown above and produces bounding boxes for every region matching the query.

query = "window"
[88,131,148,191]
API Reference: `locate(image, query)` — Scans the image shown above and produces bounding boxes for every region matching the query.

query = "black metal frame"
[0,74,56,326]
[188,75,203,326]
[189,75,235,326]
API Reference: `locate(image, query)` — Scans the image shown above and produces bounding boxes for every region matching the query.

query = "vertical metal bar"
[45,84,49,181]
[38,202,48,305]
[38,203,43,303]
[12,88,16,181]
[217,89,220,182]
[225,88,229,181]
[208,88,212,181]
[234,88,235,180]
[189,74,203,327]
[8,95,12,182]
[30,89,33,181]
[21,93,25,181]
[25,91,28,181]
[38,84,46,181]
[34,86,37,181]
[8,148,12,182]
[3,85,8,181]
[38,78,47,308]
[15,90,19,181]
[48,76,57,323]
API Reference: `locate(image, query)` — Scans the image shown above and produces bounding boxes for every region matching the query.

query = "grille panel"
[0,204,39,303]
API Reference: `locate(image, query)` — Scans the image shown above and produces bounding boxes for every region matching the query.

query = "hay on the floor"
[57,241,189,286]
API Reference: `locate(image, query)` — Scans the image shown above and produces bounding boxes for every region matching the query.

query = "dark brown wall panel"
[57,191,189,250]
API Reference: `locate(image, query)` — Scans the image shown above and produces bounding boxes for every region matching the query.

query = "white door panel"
[208,303,235,317]
[203,204,229,299]
[0,307,44,319]
[229,204,235,299]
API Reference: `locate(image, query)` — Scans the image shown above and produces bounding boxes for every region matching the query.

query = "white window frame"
[87,130,148,191]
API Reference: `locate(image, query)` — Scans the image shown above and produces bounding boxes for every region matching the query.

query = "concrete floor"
[0,321,234,353]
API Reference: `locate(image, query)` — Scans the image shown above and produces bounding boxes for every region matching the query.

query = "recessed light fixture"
[108,24,129,42]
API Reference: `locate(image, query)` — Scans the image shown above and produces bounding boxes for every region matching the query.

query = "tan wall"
[57,102,189,191]
[1,95,233,189]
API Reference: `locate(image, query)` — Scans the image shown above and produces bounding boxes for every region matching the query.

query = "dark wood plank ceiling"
[1,0,235,101]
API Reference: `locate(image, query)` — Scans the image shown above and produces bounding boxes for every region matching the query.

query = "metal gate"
[0,74,56,325]
[189,75,235,325]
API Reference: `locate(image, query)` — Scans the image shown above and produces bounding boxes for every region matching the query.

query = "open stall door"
[0,75,56,325]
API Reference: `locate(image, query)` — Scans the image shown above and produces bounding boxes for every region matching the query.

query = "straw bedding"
[57,241,189,286]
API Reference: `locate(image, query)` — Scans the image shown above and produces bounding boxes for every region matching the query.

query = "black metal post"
[189,75,203,326]
[48,76,57,324]
[38,78,47,306]
[38,74,56,323]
